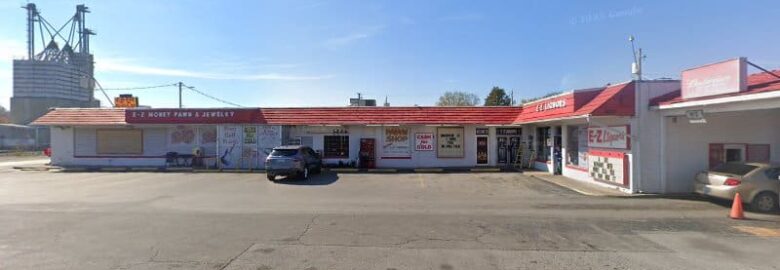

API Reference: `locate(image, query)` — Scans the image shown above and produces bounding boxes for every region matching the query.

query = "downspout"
[634,80,642,193]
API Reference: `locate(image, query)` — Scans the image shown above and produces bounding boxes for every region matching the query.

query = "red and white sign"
[535,99,567,112]
[126,109,258,124]
[681,57,747,99]
[415,133,434,151]
[587,125,629,149]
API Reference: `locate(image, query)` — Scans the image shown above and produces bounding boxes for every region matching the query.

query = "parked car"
[694,162,780,213]
[265,145,322,181]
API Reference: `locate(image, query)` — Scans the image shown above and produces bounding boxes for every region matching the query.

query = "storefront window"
[324,135,349,158]
[566,126,589,168]
[536,127,550,162]
[96,129,143,155]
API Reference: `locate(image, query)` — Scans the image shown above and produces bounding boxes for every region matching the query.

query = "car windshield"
[711,163,758,176]
[270,149,298,157]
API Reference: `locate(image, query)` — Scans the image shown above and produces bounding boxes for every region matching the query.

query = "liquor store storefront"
[514,80,680,193]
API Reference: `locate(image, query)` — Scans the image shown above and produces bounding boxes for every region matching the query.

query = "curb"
[414,168,444,173]
[192,169,222,173]
[12,166,56,172]
[164,167,193,172]
[130,167,162,172]
[100,167,128,172]
[219,169,258,173]
[61,167,89,172]
[368,168,397,173]
[328,168,360,173]
[470,168,501,172]
[525,174,628,197]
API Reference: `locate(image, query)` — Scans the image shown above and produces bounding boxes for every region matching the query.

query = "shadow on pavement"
[609,193,780,215]
[273,171,340,186]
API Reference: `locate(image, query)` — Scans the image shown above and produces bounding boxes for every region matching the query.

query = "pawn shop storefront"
[33,106,523,170]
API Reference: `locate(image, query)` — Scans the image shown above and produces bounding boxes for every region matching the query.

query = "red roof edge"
[649,89,681,107]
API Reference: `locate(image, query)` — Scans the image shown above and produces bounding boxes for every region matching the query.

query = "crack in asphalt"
[297,215,319,242]
[218,242,254,270]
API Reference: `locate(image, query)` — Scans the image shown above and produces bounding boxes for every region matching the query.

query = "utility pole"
[178,82,183,108]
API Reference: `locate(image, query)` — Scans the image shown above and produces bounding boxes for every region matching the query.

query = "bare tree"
[436,91,480,106]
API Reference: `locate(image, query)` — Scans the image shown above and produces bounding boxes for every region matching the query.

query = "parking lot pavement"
[0,171,778,270]
[0,156,48,168]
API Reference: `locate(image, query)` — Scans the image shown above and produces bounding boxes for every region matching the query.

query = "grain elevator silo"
[10,3,100,125]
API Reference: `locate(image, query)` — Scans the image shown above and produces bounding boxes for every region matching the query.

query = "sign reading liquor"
[415,133,434,151]
[437,127,464,158]
[535,99,567,112]
[126,109,258,124]
[587,125,629,149]
[681,57,747,99]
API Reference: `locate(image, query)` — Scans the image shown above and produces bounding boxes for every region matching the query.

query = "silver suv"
[265,145,322,181]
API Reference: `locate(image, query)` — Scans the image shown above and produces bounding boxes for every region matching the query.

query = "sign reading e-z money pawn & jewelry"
[437,127,464,158]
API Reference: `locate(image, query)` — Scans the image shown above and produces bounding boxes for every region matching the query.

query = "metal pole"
[178,82,183,108]
[637,48,643,80]
[25,3,36,60]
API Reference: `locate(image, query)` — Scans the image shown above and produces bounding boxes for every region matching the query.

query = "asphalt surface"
[0,161,778,269]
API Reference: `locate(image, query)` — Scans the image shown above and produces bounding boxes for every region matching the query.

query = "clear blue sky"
[1,0,779,109]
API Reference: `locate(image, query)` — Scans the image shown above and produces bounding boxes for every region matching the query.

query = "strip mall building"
[33,58,780,194]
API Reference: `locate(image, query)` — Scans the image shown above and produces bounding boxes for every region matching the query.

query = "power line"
[182,84,243,107]
[101,83,178,91]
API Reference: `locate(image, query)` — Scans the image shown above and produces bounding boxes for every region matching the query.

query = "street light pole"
[178,82,183,108]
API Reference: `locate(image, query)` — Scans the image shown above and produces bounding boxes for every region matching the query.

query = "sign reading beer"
[437,127,464,158]
[126,109,257,124]
[587,125,629,149]
[681,57,747,99]
[415,133,434,151]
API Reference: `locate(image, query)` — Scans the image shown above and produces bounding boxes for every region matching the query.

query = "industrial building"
[4,3,101,150]
[10,3,100,125]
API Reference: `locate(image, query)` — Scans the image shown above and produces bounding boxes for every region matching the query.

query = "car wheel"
[266,174,275,181]
[300,167,309,180]
[751,192,778,213]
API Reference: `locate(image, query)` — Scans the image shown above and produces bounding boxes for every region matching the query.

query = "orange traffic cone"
[729,192,745,220]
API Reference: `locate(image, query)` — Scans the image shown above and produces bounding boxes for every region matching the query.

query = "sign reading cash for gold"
[437,127,464,158]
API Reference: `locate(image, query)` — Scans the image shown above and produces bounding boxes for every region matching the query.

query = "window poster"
[383,127,411,157]
[257,126,282,165]
[169,125,196,145]
[242,126,259,168]
[243,126,257,145]
[217,125,242,169]
[437,127,464,158]
[199,126,217,145]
